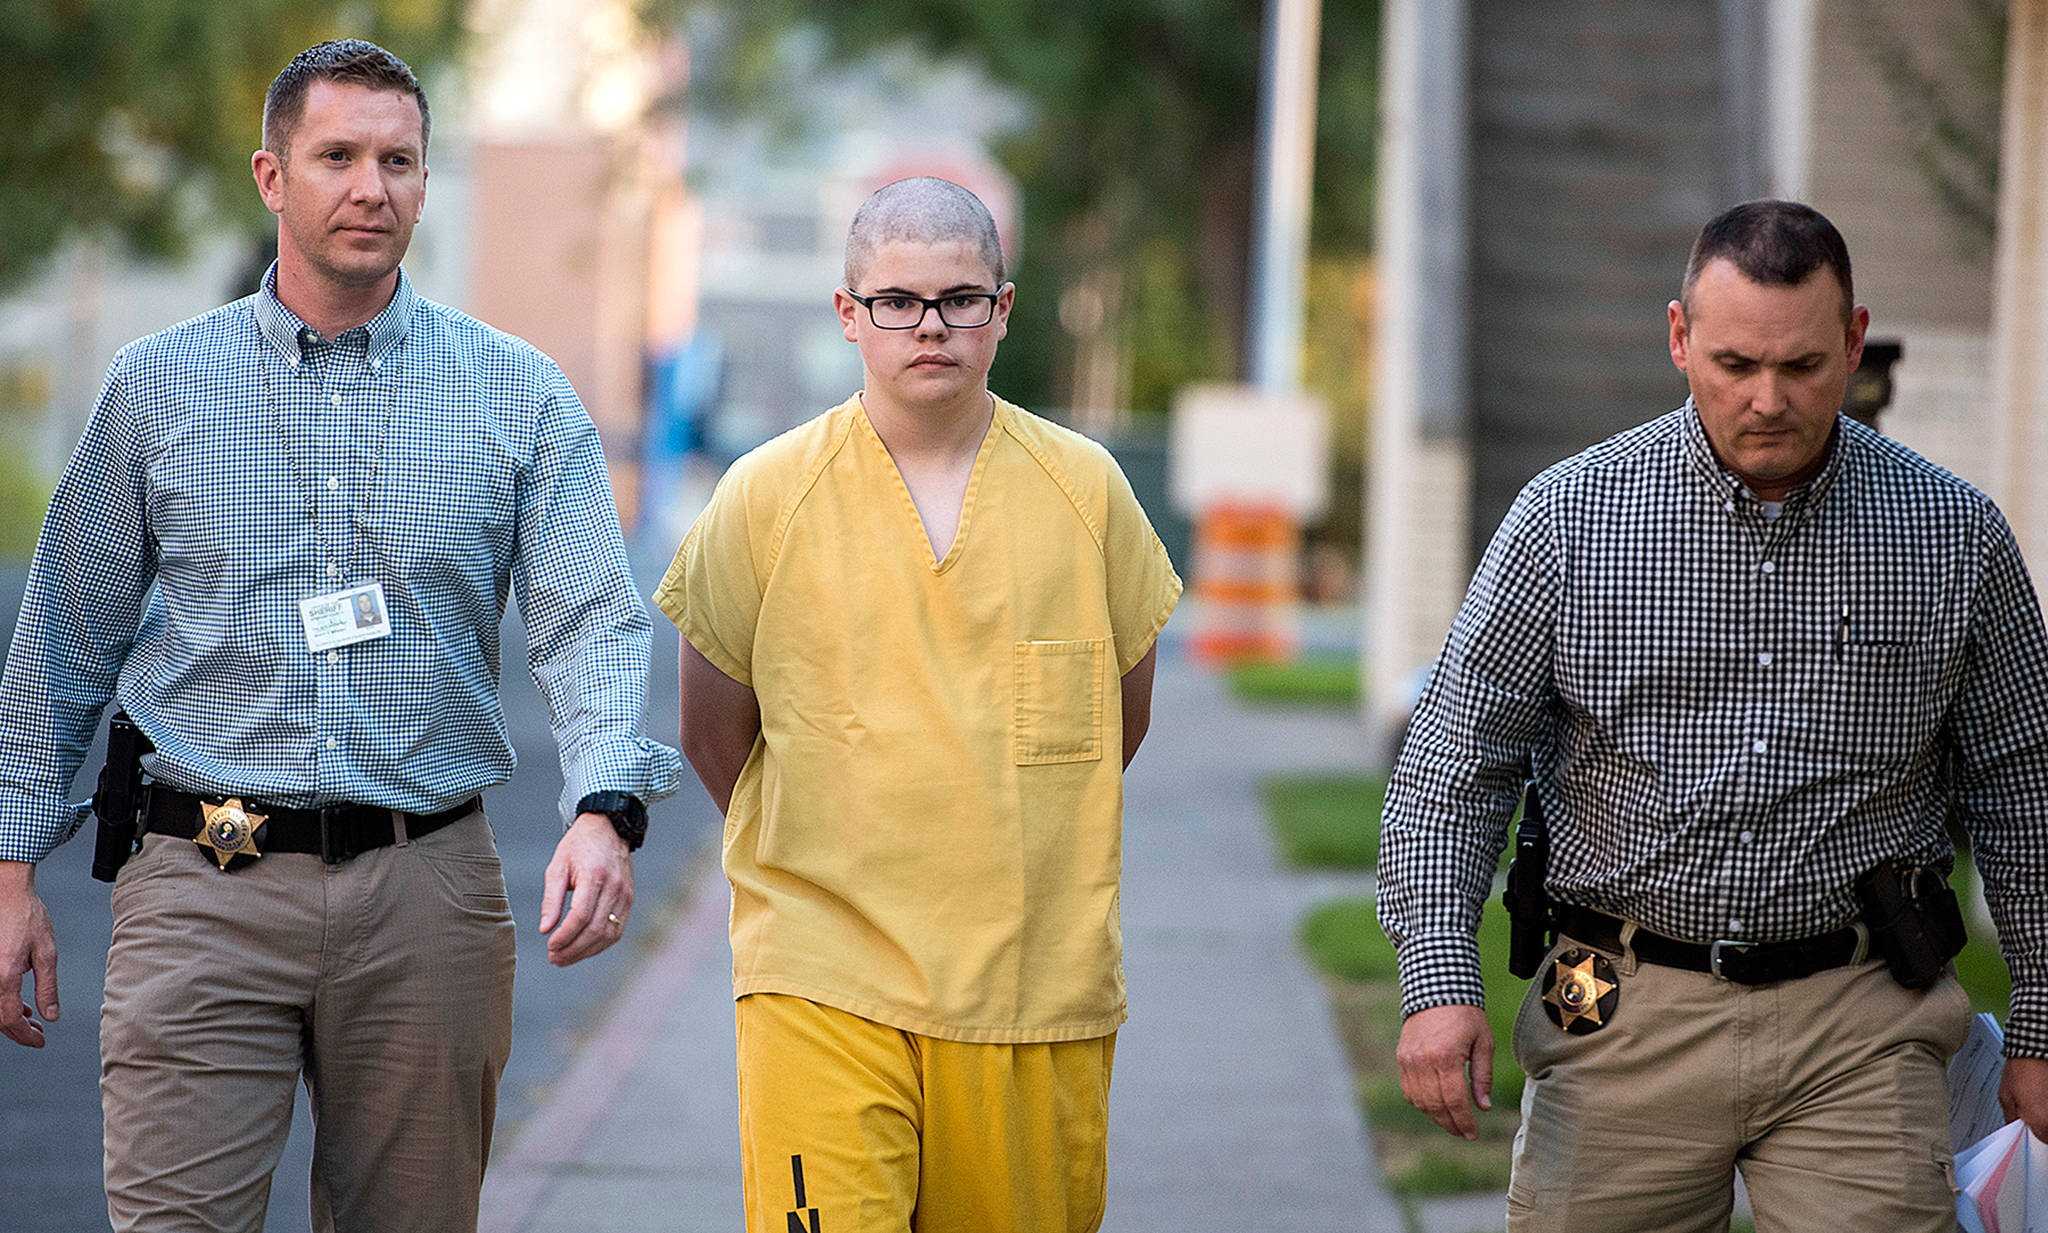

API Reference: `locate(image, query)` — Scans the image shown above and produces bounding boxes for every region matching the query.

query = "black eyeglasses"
[846,290,1003,329]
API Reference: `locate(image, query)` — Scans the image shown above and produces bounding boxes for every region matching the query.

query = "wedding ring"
[607,913,622,925]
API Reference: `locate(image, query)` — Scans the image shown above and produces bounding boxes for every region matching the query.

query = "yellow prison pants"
[735,993,1116,1233]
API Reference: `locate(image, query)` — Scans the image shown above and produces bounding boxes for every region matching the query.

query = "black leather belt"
[1556,905,1863,986]
[144,785,481,865]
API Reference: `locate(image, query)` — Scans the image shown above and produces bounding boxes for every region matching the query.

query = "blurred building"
[0,5,691,534]
[644,31,1022,546]
[466,0,695,528]
[1367,0,2039,744]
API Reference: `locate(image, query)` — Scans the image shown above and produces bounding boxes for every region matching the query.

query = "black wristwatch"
[577,791,648,852]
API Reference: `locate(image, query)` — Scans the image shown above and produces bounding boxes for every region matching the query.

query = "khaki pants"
[100,809,516,1233]
[1507,931,1972,1233]
[735,992,1117,1233]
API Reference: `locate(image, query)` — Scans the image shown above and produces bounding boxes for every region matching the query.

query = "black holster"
[1503,780,1554,979]
[90,712,153,883]
[1853,860,1967,990]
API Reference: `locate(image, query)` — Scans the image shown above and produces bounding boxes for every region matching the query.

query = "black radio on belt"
[1853,859,1968,990]
[91,711,154,883]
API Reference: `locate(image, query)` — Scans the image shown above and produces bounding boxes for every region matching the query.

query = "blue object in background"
[640,332,725,538]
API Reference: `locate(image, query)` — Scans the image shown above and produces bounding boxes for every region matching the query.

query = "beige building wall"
[469,140,650,520]
[1804,0,2000,489]
[1363,0,1473,750]
[1992,0,2048,567]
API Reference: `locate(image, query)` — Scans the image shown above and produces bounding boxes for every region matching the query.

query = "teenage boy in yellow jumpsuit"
[655,176,1181,1232]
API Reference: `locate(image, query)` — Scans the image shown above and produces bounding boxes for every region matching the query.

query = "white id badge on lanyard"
[300,581,393,652]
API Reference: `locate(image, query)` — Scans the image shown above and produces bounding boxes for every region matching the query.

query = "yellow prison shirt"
[653,395,1181,1043]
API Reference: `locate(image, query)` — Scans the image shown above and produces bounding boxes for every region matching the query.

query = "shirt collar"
[253,262,415,369]
[1679,397,1850,513]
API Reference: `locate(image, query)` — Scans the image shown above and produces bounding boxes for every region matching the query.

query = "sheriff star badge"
[196,797,267,870]
[1541,948,1619,1034]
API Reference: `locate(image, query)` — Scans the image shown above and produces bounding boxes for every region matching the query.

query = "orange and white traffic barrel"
[1189,501,1300,665]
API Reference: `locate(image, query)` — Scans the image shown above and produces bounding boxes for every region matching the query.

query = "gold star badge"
[1541,948,1619,1035]
[196,798,266,870]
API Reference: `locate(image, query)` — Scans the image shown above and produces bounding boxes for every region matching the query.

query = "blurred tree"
[0,0,465,294]
[674,0,1380,415]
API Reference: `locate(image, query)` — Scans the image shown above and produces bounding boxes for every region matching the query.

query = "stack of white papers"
[1951,1013,2048,1233]
[1957,1014,2013,1152]
[1956,1119,2048,1233]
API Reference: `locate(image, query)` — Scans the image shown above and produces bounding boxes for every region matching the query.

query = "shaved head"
[844,177,1006,289]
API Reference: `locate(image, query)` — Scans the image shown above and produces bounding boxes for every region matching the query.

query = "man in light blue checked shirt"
[0,40,679,1233]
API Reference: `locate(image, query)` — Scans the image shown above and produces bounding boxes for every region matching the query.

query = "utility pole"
[1248,0,1324,394]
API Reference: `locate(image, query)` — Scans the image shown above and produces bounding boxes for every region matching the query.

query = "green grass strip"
[1227,656,1361,707]
[1265,772,1386,869]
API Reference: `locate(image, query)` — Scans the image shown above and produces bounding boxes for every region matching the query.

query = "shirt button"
[327,475,339,491]
[326,736,338,751]
[1740,830,1754,844]
[327,563,341,578]
[1757,651,1773,666]
[330,393,342,408]
[1724,500,1736,513]
[326,650,339,665]
[1751,739,1768,754]
[1728,919,1743,933]
[1759,560,1776,575]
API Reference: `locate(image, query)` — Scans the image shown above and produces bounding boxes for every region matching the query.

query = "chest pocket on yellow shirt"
[1013,639,1106,765]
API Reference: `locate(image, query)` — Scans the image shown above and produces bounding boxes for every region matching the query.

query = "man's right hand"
[0,860,58,1048]
[1396,1002,1494,1139]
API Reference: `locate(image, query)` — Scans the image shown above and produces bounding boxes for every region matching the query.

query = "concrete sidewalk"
[477,648,1407,1232]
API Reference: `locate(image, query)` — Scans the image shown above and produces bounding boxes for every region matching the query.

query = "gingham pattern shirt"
[0,266,681,863]
[1378,404,2048,1055]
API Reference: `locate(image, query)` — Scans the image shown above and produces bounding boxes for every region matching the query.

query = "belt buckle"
[1709,939,1751,981]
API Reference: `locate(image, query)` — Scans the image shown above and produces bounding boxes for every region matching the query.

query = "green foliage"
[1298,890,1530,1200]
[1955,937,2013,1015]
[1230,655,1363,708]
[0,451,54,563]
[1473,904,1526,1101]
[1300,897,1393,980]
[675,0,1381,411]
[0,0,466,293]
[1265,771,1384,869]
[1387,1146,1512,1198]
[1850,0,2006,255]
[1953,861,2015,1014]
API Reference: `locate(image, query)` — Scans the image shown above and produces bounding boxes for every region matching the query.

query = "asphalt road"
[0,551,718,1232]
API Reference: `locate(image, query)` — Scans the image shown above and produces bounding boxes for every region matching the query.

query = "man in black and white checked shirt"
[0,41,679,1233]
[1379,200,2048,1231]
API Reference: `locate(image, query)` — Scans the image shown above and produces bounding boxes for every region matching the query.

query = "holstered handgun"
[1854,859,1967,990]
[1503,780,1554,979]
[90,711,153,883]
